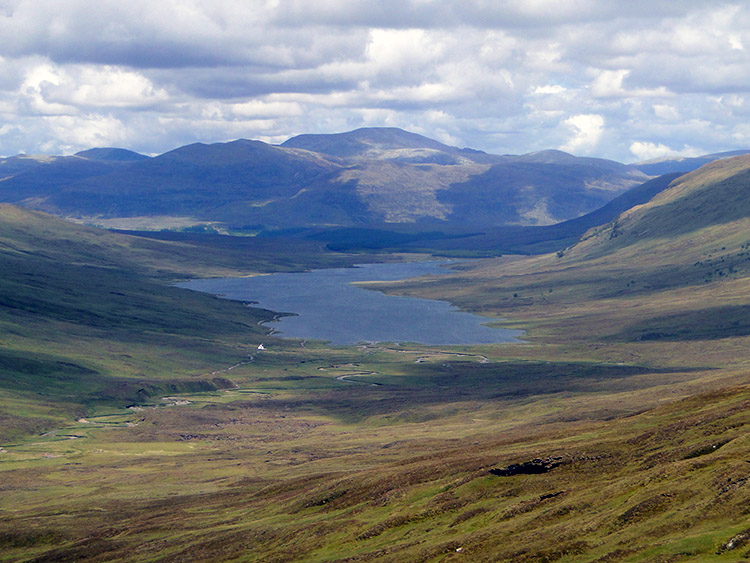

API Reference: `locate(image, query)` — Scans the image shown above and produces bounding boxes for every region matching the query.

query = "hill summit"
[281,127,477,159]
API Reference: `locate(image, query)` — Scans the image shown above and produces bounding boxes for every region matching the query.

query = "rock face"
[489,457,566,476]
[717,529,750,553]
[0,128,650,231]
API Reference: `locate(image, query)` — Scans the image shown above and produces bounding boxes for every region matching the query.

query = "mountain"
[633,149,750,176]
[568,154,750,264]
[379,152,750,351]
[0,149,148,203]
[281,126,485,161]
[0,128,649,230]
[0,154,128,202]
[4,139,342,219]
[74,147,150,162]
[304,171,684,257]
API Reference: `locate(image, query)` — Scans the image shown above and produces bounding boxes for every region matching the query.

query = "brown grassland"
[3,158,750,562]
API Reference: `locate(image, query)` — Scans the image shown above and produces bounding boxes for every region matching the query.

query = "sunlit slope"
[568,154,750,263]
[384,155,750,359]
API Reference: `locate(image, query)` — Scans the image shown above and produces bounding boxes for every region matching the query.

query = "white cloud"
[532,84,566,95]
[0,124,18,136]
[364,28,446,84]
[653,104,680,120]
[629,141,701,162]
[0,2,749,160]
[629,141,676,161]
[19,63,76,115]
[591,69,672,99]
[591,70,628,98]
[17,62,169,115]
[231,99,304,118]
[65,66,169,108]
[560,114,604,155]
[44,113,129,150]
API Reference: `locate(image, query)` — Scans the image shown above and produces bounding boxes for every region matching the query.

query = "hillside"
[570,154,750,261]
[385,154,750,350]
[0,205,359,441]
[4,154,750,561]
[0,128,649,230]
[309,172,681,255]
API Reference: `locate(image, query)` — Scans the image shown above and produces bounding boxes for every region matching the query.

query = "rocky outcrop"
[489,456,566,477]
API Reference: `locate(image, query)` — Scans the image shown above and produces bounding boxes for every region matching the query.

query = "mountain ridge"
[632,149,750,175]
[0,127,651,231]
[567,154,750,262]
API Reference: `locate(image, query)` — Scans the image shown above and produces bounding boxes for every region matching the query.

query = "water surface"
[178,261,521,345]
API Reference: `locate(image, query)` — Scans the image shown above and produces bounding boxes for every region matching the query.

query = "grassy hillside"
[0,205,363,442]
[381,156,750,357]
[3,348,749,562]
[4,152,750,562]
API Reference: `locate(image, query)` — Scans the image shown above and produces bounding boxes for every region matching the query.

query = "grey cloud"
[0,1,368,70]
[270,0,713,30]
[165,68,362,99]
[1,1,750,161]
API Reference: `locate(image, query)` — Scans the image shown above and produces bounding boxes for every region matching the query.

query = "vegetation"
[0,204,365,442]
[3,156,750,561]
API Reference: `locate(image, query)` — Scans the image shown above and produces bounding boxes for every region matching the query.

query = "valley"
[2,139,750,562]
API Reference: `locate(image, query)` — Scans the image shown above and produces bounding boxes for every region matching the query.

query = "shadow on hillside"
[617,305,750,342]
[234,361,704,423]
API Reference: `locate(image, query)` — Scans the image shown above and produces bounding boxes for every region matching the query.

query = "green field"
[4,157,750,562]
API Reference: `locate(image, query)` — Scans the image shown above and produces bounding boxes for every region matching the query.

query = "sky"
[1,1,750,162]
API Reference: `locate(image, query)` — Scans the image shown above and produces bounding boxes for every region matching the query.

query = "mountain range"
[3,127,748,259]
[0,127,656,230]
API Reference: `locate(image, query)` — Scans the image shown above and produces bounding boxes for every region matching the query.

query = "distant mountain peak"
[75,148,150,162]
[519,149,576,162]
[281,127,466,159]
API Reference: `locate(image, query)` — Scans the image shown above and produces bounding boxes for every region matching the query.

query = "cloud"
[653,104,680,120]
[629,141,702,162]
[48,66,169,109]
[230,99,304,118]
[560,114,604,154]
[532,85,566,95]
[591,69,672,99]
[0,1,749,160]
[43,113,129,152]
